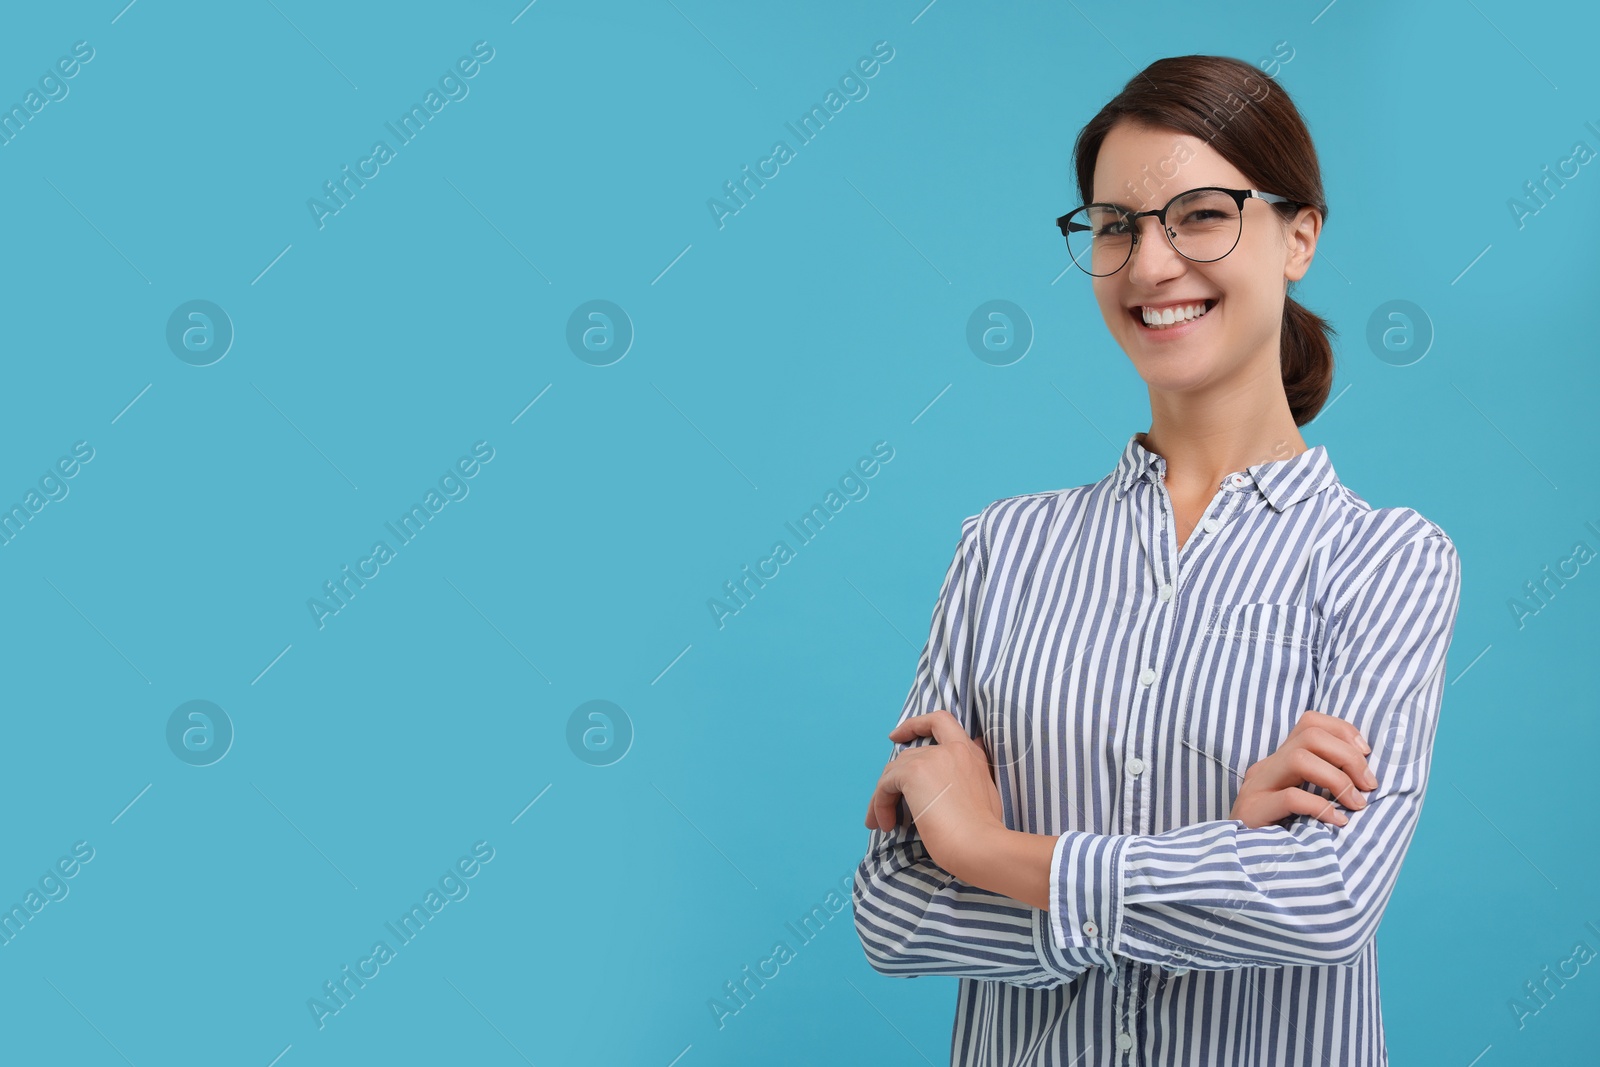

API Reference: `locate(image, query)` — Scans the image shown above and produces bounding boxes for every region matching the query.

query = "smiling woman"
[853,54,1462,1067]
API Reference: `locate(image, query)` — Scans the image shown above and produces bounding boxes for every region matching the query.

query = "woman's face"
[1088,121,1319,399]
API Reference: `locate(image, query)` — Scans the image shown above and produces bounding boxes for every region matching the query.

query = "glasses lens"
[1166,189,1242,263]
[1063,205,1134,276]
[1063,190,1246,275]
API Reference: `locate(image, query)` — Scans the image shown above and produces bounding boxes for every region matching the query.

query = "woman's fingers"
[867,788,896,832]
[1299,725,1379,793]
[866,757,909,832]
[1294,709,1371,756]
[1254,725,1375,802]
[888,709,970,748]
[1232,715,1382,829]
[1286,746,1367,810]
[868,781,895,831]
[888,713,936,742]
[1234,785,1349,829]
[1273,786,1351,827]
[1305,726,1382,793]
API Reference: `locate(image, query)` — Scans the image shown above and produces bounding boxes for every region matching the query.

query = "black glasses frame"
[1055,187,1303,277]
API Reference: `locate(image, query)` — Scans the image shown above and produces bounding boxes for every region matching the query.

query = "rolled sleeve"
[1045,829,1130,982]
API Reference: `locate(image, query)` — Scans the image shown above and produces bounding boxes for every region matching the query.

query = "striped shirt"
[853,432,1462,1066]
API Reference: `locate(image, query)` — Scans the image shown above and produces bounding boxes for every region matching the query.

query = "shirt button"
[1127,757,1146,776]
[1203,518,1220,534]
[1158,582,1173,601]
[1082,920,1099,937]
[1139,667,1156,685]
[1231,474,1246,486]
[1116,1032,1134,1051]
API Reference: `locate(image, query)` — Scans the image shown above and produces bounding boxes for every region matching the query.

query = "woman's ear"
[1283,206,1322,284]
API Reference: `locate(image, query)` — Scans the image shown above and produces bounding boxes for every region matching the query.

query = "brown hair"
[1072,55,1334,425]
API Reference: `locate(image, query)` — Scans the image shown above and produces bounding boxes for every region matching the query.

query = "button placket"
[1131,480,1179,846]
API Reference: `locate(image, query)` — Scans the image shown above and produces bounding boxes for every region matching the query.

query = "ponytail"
[1281,294,1335,426]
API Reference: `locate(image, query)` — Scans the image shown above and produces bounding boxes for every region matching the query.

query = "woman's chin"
[1124,348,1217,390]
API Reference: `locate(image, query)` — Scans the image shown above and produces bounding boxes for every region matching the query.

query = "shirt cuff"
[1046,830,1129,981]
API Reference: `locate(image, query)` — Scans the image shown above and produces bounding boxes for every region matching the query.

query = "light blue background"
[0,1,1594,1064]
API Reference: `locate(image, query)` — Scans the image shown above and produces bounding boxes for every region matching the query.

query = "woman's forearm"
[955,828,1059,913]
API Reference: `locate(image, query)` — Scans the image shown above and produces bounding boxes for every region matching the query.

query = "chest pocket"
[1179,601,1321,783]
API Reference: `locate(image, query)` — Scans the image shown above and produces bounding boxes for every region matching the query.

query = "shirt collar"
[1110,432,1339,513]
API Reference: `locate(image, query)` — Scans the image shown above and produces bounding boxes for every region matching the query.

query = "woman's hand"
[1230,709,1378,829]
[863,710,1007,879]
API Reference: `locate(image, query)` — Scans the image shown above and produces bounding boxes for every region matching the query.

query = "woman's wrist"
[954,827,1058,913]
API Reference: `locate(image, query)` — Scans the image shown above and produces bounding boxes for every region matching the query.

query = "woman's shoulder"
[961,483,1100,572]
[1323,486,1458,556]
[1312,491,1461,617]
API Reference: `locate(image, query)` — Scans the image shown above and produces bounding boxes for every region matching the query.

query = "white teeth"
[1140,301,1213,328]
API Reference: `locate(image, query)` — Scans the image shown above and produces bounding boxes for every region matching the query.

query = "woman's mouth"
[1130,298,1218,337]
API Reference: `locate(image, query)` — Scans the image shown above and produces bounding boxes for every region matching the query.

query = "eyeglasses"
[1055,187,1302,277]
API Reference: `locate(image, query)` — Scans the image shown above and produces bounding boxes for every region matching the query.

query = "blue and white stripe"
[853,432,1462,1066]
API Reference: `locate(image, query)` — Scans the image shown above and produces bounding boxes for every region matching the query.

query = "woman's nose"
[1125,217,1186,282]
